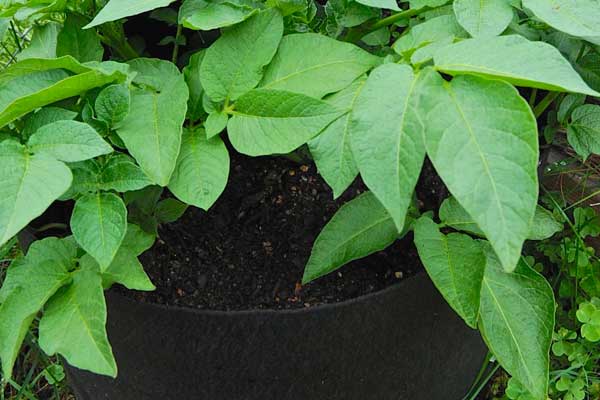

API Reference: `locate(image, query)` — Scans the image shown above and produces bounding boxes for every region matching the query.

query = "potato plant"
[1,0,600,398]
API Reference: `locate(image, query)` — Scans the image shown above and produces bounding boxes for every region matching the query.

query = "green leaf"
[439,196,485,236]
[440,197,561,241]
[57,13,104,62]
[0,56,128,128]
[99,153,152,192]
[116,58,189,186]
[183,50,206,122]
[227,89,343,156]
[479,247,554,400]
[85,0,177,28]
[22,107,77,140]
[522,0,600,45]
[179,0,259,30]
[260,33,380,98]
[528,207,563,241]
[156,198,188,223]
[205,111,229,138]
[557,93,586,126]
[17,22,60,61]
[101,250,155,291]
[308,77,365,198]
[0,238,74,378]
[354,0,399,10]
[392,14,466,57]
[453,0,513,37]
[38,265,117,377]
[414,217,485,328]
[168,128,229,210]
[302,191,398,283]
[350,63,425,232]
[0,141,72,247]
[434,35,600,96]
[64,154,151,198]
[200,8,283,102]
[419,70,538,272]
[567,104,600,160]
[71,192,128,270]
[95,84,131,127]
[27,120,113,162]
[576,299,600,342]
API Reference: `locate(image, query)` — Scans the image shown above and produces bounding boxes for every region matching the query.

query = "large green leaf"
[419,70,538,272]
[0,141,72,247]
[85,0,177,28]
[522,0,600,45]
[179,0,259,31]
[39,265,117,377]
[453,0,513,37]
[57,13,104,62]
[168,128,230,210]
[200,8,283,102]
[414,217,485,328]
[0,238,75,378]
[227,89,343,156]
[434,35,600,96]
[0,57,128,128]
[260,33,380,98]
[479,246,555,400]
[302,191,398,283]
[308,77,365,198]
[27,120,113,162]
[116,59,189,186]
[71,192,128,270]
[567,104,600,160]
[350,63,425,232]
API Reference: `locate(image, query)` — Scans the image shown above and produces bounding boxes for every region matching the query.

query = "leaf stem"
[172,24,183,64]
[9,21,22,52]
[533,92,560,119]
[343,6,430,43]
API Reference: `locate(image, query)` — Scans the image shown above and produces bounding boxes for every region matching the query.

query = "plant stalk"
[172,24,183,64]
[343,6,430,43]
[533,92,560,118]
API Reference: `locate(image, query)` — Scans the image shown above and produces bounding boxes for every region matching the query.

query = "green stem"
[9,21,22,52]
[100,23,139,60]
[343,6,430,43]
[528,88,538,107]
[533,92,560,118]
[172,24,183,64]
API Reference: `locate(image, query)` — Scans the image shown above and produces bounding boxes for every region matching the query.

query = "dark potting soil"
[127,150,446,311]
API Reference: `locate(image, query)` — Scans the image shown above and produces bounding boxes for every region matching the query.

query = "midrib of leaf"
[482,278,535,388]
[264,60,366,89]
[95,193,107,257]
[394,75,420,202]
[3,151,29,244]
[224,13,277,101]
[477,0,485,34]
[151,92,162,178]
[444,83,507,244]
[335,79,366,181]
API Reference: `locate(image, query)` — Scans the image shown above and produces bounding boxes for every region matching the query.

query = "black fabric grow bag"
[67,272,487,400]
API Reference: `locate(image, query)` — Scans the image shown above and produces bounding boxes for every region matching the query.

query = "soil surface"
[128,148,446,311]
